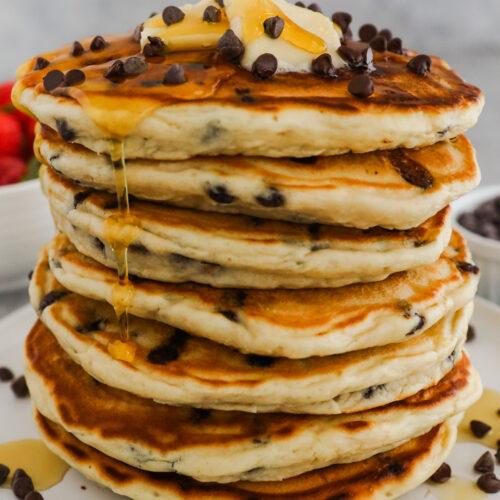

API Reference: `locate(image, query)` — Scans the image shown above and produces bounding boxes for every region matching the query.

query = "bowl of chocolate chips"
[454,185,500,305]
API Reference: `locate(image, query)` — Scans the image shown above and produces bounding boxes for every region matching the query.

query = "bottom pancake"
[35,411,459,500]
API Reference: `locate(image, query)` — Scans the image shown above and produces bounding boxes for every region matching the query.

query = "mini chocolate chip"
[163,64,186,85]
[147,345,179,365]
[307,3,321,12]
[12,469,28,484]
[456,261,480,275]
[74,191,91,208]
[378,28,392,40]
[43,70,64,92]
[218,309,238,322]
[203,6,221,23]
[246,354,275,368]
[0,464,9,485]
[430,463,451,483]
[90,36,107,51]
[143,36,166,58]
[64,69,85,87]
[132,24,144,43]
[475,452,495,474]
[290,156,317,164]
[359,24,378,42]
[11,376,29,399]
[25,492,44,500]
[122,57,148,77]
[477,473,500,494]
[387,37,403,54]
[33,57,50,71]
[39,290,68,312]
[55,118,75,142]
[264,16,285,39]
[312,53,336,78]
[470,420,492,438]
[332,12,352,35]
[256,187,285,207]
[295,1,305,6]
[163,6,185,26]
[0,367,14,382]
[338,41,373,69]
[12,473,34,499]
[389,150,434,189]
[105,60,125,80]
[207,184,235,204]
[370,35,387,52]
[215,0,224,6]
[362,384,385,399]
[466,324,476,343]
[218,29,245,63]
[387,461,404,476]
[406,314,425,336]
[348,74,374,98]
[28,270,33,280]
[407,54,432,75]
[191,408,211,424]
[70,41,84,57]
[252,53,278,80]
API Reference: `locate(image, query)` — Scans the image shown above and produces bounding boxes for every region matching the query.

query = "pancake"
[37,127,480,230]
[36,411,460,499]
[46,232,478,358]
[29,251,471,414]
[14,28,483,160]
[41,165,453,289]
[25,321,480,482]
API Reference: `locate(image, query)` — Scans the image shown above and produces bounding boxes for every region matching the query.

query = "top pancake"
[14,29,483,159]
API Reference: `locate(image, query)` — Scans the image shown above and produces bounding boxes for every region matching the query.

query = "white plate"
[0,299,499,499]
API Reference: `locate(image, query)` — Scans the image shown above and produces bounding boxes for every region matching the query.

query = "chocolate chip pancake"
[25,321,480,483]
[41,165,453,289]
[35,411,461,499]
[37,126,479,230]
[29,248,471,414]
[46,232,478,358]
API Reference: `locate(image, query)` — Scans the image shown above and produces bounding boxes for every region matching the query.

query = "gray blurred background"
[0,0,498,182]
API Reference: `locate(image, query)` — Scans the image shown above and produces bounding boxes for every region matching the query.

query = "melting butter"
[0,439,69,490]
[108,339,137,363]
[428,476,486,500]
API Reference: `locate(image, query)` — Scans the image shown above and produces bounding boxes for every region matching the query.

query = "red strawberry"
[0,157,27,186]
[0,111,23,157]
[0,81,15,108]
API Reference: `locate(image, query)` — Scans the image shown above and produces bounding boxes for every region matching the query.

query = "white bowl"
[0,179,54,292]
[452,185,500,305]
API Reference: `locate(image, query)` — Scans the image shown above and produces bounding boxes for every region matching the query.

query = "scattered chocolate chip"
[338,41,373,69]
[0,367,14,382]
[430,463,451,483]
[475,452,495,474]
[0,464,9,485]
[218,30,245,63]
[264,16,285,39]
[407,54,432,75]
[39,290,68,312]
[42,70,64,92]
[389,150,434,189]
[332,12,352,36]
[295,1,305,6]
[73,191,91,208]
[256,187,285,207]
[70,41,84,57]
[64,69,85,87]
[191,408,211,424]
[312,53,336,78]
[55,118,75,142]
[466,324,476,343]
[387,37,403,54]
[12,472,34,499]
[163,6,185,26]
[348,74,374,98]
[33,57,50,71]
[362,384,385,399]
[149,12,158,18]
[252,53,278,80]
[90,36,107,51]
[406,314,425,336]
[456,262,480,275]
[143,36,166,58]
[477,473,500,494]
[246,354,276,368]
[12,469,28,484]
[132,24,144,43]
[307,3,321,12]
[203,5,221,23]
[215,0,224,7]
[378,28,392,41]
[370,35,387,52]
[105,60,125,80]
[147,344,179,364]
[123,57,148,76]
[387,460,404,476]
[25,492,44,500]
[496,447,500,464]
[170,330,188,350]
[163,64,186,85]
[359,24,378,43]
[470,419,492,438]
[218,309,238,322]
[11,376,29,399]
[290,156,317,164]
[28,270,33,280]
[207,184,235,204]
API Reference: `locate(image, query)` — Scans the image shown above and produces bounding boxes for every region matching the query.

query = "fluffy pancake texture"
[41,165,453,289]
[37,127,480,230]
[25,321,480,483]
[46,232,478,358]
[29,247,472,414]
[35,411,460,499]
[15,32,483,159]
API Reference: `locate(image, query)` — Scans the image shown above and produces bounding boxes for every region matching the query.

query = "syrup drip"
[428,476,486,500]
[0,439,69,490]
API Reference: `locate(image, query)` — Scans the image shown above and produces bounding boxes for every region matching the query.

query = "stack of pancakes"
[14,1,485,498]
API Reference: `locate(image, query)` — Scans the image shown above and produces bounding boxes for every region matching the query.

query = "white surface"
[0,180,54,293]
[453,185,500,305]
[0,299,499,499]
